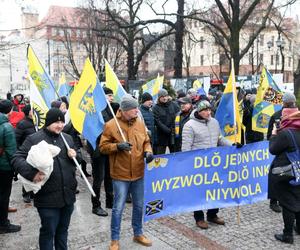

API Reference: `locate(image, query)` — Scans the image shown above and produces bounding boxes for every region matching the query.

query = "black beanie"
[22,104,31,116]
[141,92,153,103]
[103,87,113,95]
[45,108,65,127]
[0,99,13,114]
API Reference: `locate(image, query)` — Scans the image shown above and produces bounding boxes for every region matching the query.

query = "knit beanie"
[51,100,63,109]
[197,100,211,112]
[158,89,168,99]
[103,87,114,95]
[45,108,65,127]
[120,94,138,111]
[141,92,153,103]
[282,92,296,103]
[0,99,13,114]
[178,96,192,104]
[22,104,31,116]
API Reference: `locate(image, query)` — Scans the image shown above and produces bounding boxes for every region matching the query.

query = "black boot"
[270,200,282,213]
[274,234,293,244]
[92,207,108,217]
[23,193,31,203]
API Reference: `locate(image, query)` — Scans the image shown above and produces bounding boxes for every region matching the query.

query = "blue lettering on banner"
[144,141,274,221]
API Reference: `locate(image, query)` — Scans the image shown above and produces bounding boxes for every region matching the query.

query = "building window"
[276,54,280,65]
[289,41,292,51]
[200,55,204,66]
[288,57,292,67]
[259,53,263,63]
[271,55,274,65]
[271,36,274,47]
[259,34,264,46]
[249,53,253,64]
[51,28,56,37]
[200,37,204,49]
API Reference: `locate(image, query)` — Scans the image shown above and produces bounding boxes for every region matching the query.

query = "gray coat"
[181,110,231,152]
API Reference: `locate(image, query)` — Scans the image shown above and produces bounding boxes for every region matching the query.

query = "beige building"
[182,9,300,84]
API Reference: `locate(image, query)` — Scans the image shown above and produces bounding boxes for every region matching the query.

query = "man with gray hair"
[267,92,297,213]
[100,94,153,250]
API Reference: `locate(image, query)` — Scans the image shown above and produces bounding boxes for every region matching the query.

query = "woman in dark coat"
[269,107,300,244]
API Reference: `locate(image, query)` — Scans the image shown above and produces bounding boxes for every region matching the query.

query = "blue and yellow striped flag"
[69,58,107,149]
[105,59,127,103]
[142,74,164,103]
[252,66,283,133]
[27,45,57,108]
[215,61,242,143]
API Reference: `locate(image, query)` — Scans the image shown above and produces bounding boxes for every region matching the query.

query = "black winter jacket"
[12,129,79,208]
[15,117,36,148]
[139,104,155,143]
[267,109,282,140]
[269,129,300,212]
[152,101,180,146]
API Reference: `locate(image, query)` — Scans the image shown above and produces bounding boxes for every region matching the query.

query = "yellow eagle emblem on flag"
[147,157,168,170]
[31,71,49,92]
[79,85,96,114]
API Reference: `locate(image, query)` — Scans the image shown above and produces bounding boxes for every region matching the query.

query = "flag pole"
[60,133,96,197]
[231,58,241,225]
[105,98,128,144]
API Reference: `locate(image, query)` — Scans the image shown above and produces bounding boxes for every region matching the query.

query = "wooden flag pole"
[60,133,96,197]
[231,59,241,225]
[105,97,132,154]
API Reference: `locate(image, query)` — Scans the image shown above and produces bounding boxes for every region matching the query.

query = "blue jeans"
[111,178,144,240]
[37,204,74,250]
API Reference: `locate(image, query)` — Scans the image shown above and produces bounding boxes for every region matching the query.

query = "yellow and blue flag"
[193,79,206,96]
[27,45,57,108]
[252,66,283,133]
[105,59,127,103]
[30,78,48,130]
[69,58,107,149]
[215,62,242,143]
[142,74,164,103]
[57,72,71,98]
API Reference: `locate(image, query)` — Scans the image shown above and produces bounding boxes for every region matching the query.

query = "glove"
[117,142,132,151]
[145,152,154,163]
[232,142,243,148]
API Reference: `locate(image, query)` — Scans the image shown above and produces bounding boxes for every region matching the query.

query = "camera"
[275,119,281,129]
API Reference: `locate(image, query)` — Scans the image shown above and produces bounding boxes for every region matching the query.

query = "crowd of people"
[0,85,300,249]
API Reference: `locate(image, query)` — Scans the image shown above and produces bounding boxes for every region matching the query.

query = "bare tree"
[186,0,283,75]
[45,4,125,80]
[99,0,176,80]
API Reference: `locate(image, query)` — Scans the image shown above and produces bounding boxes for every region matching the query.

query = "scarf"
[279,108,300,131]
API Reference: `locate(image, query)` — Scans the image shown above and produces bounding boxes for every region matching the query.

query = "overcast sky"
[1,0,300,32]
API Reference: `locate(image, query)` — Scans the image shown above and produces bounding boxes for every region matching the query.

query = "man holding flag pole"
[100,94,154,250]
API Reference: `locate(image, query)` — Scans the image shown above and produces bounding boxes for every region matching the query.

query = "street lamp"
[267,41,272,50]
[275,37,286,76]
